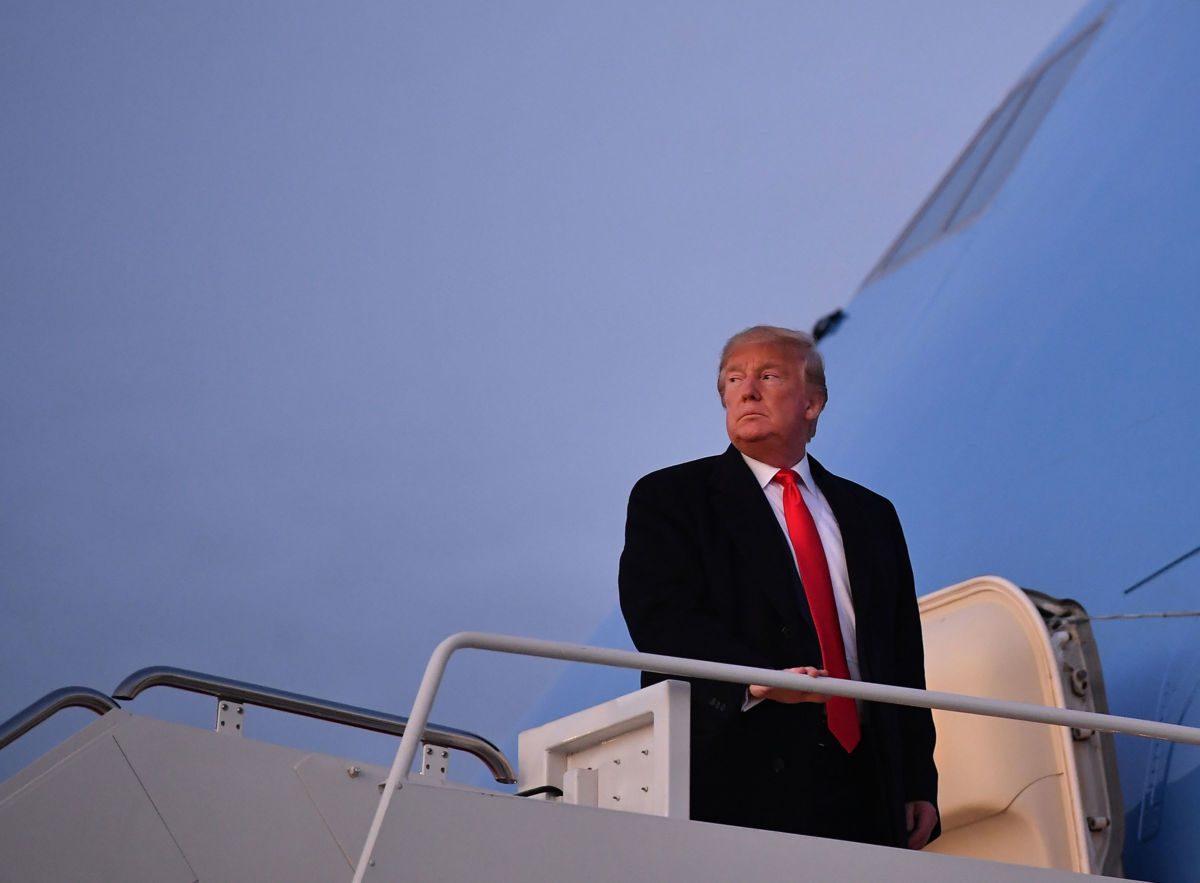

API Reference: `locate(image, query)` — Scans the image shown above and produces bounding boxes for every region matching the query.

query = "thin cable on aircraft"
[1063,610,1200,623]
[1121,542,1200,595]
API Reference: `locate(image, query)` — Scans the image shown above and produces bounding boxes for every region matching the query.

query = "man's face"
[720,341,823,465]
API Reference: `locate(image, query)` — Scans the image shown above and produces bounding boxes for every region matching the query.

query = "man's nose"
[741,378,761,399]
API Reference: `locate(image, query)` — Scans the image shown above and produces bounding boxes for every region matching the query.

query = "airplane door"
[918,576,1123,875]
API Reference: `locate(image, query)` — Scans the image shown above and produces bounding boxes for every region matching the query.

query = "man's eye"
[762,373,779,380]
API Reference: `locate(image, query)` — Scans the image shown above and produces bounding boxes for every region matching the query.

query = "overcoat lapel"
[708,446,814,635]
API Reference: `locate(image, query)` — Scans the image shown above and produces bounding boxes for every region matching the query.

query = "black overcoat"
[618,445,938,845]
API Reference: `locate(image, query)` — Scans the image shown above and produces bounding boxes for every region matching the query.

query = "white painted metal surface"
[0,710,385,881]
[518,678,690,818]
[3,706,1140,882]
[365,778,1138,883]
[0,714,197,882]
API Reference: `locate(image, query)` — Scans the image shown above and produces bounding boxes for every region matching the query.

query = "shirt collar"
[740,451,813,490]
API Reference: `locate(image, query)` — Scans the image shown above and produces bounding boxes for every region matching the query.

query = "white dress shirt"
[740,452,861,709]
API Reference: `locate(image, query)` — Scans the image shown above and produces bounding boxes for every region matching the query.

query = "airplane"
[2,0,1198,880]
[522,1,1200,879]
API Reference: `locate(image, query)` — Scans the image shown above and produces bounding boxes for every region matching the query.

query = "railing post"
[352,633,465,883]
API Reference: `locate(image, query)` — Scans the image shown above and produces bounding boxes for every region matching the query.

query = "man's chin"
[730,417,769,437]
[730,429,773,450]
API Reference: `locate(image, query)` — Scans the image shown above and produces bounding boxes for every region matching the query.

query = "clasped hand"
[748,666,829,704]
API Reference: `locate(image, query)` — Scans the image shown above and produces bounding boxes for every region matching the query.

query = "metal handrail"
[0,687,120,751]
[352,631,1200,883]
[112,665,515,784]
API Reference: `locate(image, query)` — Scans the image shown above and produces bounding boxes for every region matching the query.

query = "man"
[618,325,938,848]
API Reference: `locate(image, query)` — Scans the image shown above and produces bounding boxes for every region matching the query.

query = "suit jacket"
[618,445,938,845]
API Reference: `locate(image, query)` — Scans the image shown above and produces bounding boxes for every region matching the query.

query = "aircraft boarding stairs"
[2,576,1195,881]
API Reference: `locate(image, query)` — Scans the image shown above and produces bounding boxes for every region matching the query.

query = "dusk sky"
[1,2,1083,781]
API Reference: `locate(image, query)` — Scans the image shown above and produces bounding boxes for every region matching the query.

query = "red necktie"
[773,469,860,753]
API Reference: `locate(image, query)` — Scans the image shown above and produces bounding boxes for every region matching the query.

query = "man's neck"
[732,440,807,469]
[739,450,809,488]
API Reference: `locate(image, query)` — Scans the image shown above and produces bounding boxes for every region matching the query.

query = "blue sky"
[1,1,1082,780]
